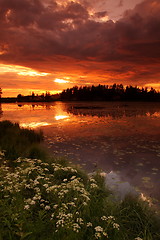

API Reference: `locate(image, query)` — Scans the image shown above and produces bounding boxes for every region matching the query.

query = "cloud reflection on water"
[0,101,160,206]
[21,122,51,128]
[55,115,69,121]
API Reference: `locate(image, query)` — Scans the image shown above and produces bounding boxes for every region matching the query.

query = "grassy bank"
[0,120,160,240]
[0,120,47,162]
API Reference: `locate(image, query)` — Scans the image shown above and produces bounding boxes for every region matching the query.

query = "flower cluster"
[94,226,108,239]
[0,156,120,239]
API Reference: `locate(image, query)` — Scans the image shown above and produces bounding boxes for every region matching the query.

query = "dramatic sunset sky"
[0,0,160,97]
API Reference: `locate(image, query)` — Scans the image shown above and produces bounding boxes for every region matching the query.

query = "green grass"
[0,120,47,163]
[0,120,160,240]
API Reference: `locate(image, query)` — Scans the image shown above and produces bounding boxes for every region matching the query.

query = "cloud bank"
[0,0,160,96]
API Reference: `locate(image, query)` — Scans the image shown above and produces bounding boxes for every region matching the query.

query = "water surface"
[0,101,160,204]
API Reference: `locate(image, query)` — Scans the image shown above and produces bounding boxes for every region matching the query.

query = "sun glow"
[54,78,69,83]
[18,71,49,77]
[0,64,49,77]
[144,83,160,91]
[0,50,7,55]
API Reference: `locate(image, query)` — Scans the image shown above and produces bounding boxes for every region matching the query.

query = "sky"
[0,0,160,97]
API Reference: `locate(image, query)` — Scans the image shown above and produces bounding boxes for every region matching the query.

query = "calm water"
[0,101,160,204]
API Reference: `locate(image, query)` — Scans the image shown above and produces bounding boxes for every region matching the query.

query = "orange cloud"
[0,0,160,97]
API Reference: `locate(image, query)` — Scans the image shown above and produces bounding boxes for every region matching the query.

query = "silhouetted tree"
[0,87,2,100]
[45,91,51,101]
[60,84,160,102]
[31,92,35,99]
[0,103,2,117]
[17,94,23,100]
[14,84,160,103]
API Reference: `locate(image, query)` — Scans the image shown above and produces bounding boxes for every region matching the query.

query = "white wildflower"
[89,177,96,183]
[72,223,81,232]
[83,202,87,206]
[107,215,115,221]
[68,202,76,207]
[70,176,76,180]
[113,223,120,230]
[24,205,30,210]
[45,205,51,210]
[33,180,39,185]
[103,232,108,237]
[87,222,92,227]
[44,168,49,171]
[30,200,36,205]
[76,218,83,225]
[95,232,101,239]
[53,204,58,209]
[90,183,98,189]
[95,226,103,232]
[101,216,107,221]
[34,187,40,192]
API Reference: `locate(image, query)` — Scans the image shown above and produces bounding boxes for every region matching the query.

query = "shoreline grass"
[0,120,47,162]
[0,120,160,240]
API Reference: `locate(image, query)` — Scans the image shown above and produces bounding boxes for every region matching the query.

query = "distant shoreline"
[1,84,160,102]
[1,98,160,103]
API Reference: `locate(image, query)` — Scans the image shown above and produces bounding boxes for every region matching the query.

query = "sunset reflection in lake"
[0,101,160,205]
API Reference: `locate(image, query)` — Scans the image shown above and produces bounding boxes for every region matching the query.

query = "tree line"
[0,84,160,102]
[0,88,2,99]
[60,84,160,101]
[17,92,58,102]
[0,89,60,102]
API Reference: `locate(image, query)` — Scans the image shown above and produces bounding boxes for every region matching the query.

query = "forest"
[0,84,160,102]
[60,84,160,101]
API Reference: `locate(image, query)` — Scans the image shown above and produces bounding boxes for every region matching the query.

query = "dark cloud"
[0,0,160,86]
[118,0,124,7]
[94,11,108,18]
[0,0,44,26]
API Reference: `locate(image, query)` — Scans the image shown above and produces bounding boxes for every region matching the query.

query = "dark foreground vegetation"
[0,120,160,240]
[0,121,45,161]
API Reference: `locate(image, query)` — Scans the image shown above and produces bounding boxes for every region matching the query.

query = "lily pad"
[142,177,151,182]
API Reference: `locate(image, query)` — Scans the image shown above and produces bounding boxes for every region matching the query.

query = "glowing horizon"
[54,78,70,84]
[1,80,160,98]
[0,64,50,76]
[1,88,62,98]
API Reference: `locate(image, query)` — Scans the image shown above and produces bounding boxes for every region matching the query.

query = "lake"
[0,101,160,205]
